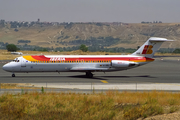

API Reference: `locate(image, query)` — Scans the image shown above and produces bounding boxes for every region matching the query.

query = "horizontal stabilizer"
[149,37,174,42]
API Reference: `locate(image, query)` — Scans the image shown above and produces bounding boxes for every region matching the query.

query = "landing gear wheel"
[12,74,15,77]
[86,72,93,78]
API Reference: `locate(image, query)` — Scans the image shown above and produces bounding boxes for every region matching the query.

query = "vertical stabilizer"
[132,37,173,58]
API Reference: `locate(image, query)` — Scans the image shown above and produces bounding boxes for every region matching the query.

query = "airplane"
[11,52,23,55]
[2,37,173,78]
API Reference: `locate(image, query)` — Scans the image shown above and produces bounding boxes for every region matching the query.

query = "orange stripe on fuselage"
[31,55,50,61]
[23,56,37,61]
[22,55,154,63]
[65,57,154,63]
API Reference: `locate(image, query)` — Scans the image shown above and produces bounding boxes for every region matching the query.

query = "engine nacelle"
[111,60,138,68]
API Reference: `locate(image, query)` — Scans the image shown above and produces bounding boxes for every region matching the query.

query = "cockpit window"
[12,58,19,62]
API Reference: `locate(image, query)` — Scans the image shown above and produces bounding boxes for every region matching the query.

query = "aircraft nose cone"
[2,64,11,71]
[2,64,7,71]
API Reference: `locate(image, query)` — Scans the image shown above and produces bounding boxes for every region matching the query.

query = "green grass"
[0,91,180,120]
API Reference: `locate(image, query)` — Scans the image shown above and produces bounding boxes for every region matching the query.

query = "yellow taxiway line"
[101,80,108,83]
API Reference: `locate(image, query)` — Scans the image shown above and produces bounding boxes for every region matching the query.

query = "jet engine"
[111,60,138,68]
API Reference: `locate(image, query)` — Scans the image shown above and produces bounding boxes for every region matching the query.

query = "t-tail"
[132,37,173,58]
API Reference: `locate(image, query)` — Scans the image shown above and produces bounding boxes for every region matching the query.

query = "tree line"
[0,42,179,53]
[2,43,179,54]
[17,40,31,44]
[1,42,136,53]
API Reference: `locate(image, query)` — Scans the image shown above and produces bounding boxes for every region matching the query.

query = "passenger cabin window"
[28,60,113,63]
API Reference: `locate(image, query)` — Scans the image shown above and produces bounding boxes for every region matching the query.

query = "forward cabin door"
[21,58,26,67]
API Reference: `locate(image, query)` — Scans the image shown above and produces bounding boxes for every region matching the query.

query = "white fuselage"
[2,55,153,73]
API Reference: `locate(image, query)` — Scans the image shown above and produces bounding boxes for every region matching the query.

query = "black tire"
[12,74,15,77]
[86,72,93,78]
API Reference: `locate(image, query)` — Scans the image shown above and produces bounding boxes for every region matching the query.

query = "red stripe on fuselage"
[45,56,154,62]
[29,55,154,62]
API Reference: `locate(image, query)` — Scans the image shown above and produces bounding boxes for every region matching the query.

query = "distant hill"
[0,22,180,50]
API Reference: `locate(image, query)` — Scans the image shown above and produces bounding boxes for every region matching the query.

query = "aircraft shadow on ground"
[101,75,156,78]
[1,75,107,81]
[0,75,156,82]
[68,75,156,80]
[68,75,108,80]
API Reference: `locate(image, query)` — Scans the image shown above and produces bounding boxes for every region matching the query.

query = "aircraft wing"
[70,67,109,71]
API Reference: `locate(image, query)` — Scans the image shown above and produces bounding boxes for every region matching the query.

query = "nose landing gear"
[12,73,15,77]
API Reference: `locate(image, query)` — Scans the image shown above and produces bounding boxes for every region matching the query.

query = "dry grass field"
[0,91,180,120]
[0,23,180,49]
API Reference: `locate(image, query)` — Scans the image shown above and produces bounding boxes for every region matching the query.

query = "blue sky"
[0,0,179,23]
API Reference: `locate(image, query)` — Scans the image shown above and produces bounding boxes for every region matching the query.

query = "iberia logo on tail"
[142,45,153,54]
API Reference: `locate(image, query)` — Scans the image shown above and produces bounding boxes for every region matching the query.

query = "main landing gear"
[86,72,93,78]
[12,73,15,77]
